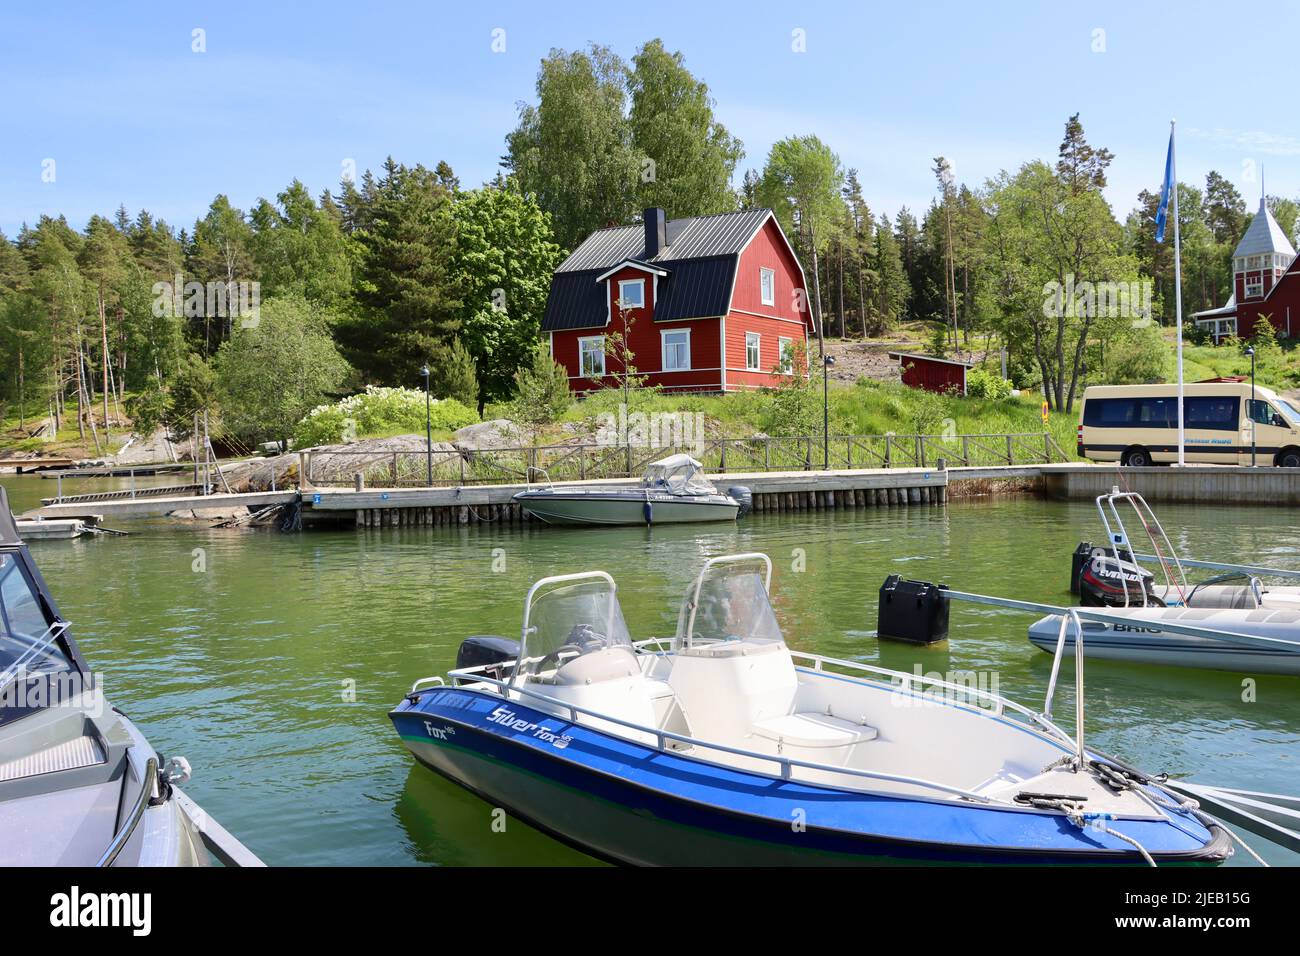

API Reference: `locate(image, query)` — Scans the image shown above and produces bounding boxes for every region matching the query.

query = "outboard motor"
[1078,549,1164,608]
[455,635,521,683]
[728,485,753,518]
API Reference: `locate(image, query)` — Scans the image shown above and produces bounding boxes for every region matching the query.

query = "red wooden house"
[1193,196,1299,341]
[543,207,814,393]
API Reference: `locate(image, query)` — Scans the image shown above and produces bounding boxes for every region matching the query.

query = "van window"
[1137,398,1175,427]
[1084,398,1136,427]
[1247,400,1277,426]
[1276,399,1300,425]
[1083,397,1175,428]
[1184,396,1239,431]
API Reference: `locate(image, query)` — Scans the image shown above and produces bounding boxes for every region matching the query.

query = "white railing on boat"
[1130,553,1300,581]
[633,636,1078,745]
[422,646,1088,806]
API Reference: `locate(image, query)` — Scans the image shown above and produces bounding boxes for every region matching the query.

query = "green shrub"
[293,385,477,447]
[965,366,1013,400]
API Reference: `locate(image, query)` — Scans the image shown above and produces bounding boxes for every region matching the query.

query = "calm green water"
[4,474,1298,866]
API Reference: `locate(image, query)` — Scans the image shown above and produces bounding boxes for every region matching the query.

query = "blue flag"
[1155,131,1174,244]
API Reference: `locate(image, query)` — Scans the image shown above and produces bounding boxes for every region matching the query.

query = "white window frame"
[661,328,691,372]
[760,267,776,306]
[578,335,606,377]
[777,336,794,374]
[1245,279,1264,298]
[618,278,645,310]
[745,331,761,371]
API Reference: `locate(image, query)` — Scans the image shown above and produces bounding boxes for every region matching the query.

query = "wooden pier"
[322,466,949,528]
[24,463,1300,524]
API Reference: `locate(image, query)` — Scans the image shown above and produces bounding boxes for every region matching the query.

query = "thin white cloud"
[1184,127,1300,157]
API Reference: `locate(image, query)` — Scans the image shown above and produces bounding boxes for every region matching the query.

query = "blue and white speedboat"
[391,554,1230,866]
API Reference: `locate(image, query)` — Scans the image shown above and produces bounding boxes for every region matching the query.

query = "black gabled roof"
[544,208,773,331]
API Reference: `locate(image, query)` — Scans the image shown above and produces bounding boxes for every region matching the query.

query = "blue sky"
[3,1,1297,239]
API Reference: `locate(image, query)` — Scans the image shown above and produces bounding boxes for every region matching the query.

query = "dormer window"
[760,267,775,306]
[618,279,645,310]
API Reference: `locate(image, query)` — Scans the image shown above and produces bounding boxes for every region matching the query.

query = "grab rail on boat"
[1130,553,1300,582]
[630,636,1078,745]
[435,662,999,804]
[1096,489,1188,607]
[97,756,158,867]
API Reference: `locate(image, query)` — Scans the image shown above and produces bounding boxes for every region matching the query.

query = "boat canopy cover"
[641,454,717,497]
[518,577,635,681]
[675,561,784,650]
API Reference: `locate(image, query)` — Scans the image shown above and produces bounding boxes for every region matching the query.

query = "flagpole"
[1171,119,1185,466]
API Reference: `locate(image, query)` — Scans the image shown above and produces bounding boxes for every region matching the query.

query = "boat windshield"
[674,561,784,650]
[517,577,634,682]
[1,551,77,724]
[641,454,716,497]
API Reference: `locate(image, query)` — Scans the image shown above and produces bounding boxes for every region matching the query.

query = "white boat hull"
[1028,607,1300,675]
[514,491,739,525]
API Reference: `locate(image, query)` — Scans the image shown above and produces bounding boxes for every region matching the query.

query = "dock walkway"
[23,464,1300,523]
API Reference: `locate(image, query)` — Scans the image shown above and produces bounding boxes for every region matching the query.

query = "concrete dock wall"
[1038,464,1300,506]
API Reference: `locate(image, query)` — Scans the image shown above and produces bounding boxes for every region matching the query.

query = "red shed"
[888,352,972,395]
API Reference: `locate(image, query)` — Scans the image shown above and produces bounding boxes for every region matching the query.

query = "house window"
[618,279,645,310]
[579,336,606,377]
[760,267,775,306]
[777,336,794,373]
[1246,279,1264,298]
[745,332,761,371]
[661,329,691,372]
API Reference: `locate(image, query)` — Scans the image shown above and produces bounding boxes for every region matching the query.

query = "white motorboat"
[392,553,1230,865]
[513,454,750,526]
[1038,488,1300,675]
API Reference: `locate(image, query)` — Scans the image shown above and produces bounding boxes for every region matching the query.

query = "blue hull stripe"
[391,688,1223,864]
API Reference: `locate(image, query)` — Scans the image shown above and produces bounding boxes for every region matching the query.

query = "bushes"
[293,385,477,447]
[965,366,1013,399]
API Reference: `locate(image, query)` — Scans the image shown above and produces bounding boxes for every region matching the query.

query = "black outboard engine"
[455,635,521,682]
[1078,549,1164,607]
[728,485,753,518]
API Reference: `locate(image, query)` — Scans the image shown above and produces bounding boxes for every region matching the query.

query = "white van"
[1078,382,1300,467]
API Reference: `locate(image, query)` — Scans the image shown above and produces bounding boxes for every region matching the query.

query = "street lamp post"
[822,355,836,470]
[419,365,433,486]
[1245,346,1256,467]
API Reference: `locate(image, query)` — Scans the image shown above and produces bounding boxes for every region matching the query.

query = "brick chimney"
[644,207,667,259]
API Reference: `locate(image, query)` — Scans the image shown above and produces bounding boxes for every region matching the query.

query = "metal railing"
[307,432,1071,489]
[96,756,157,867]
[430,662,999,803]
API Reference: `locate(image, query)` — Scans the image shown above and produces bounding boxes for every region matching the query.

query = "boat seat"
[751,712,878,749]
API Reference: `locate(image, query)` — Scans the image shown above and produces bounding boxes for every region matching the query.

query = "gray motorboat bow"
[0,486,259,866]
[514,454,751,526]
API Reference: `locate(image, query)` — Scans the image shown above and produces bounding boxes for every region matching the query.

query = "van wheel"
[1276,447,1300,468]
[1121,446,1152,467]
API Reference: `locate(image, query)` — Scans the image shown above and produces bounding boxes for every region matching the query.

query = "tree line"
[4,36,1299,446]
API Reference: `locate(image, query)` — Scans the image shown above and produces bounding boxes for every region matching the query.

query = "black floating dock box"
[878,575,950,644]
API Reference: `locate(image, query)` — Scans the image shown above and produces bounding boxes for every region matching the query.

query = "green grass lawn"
[527,379,1081,458]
